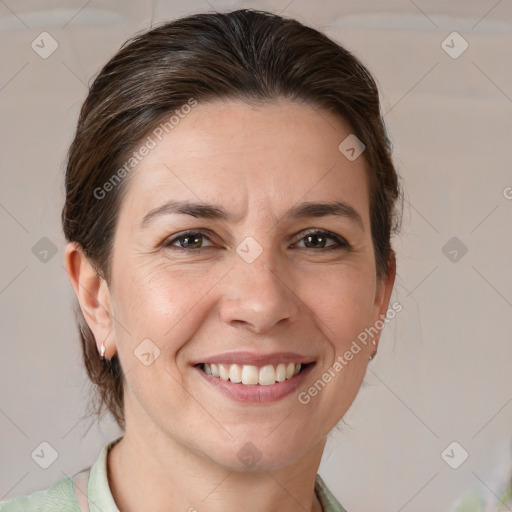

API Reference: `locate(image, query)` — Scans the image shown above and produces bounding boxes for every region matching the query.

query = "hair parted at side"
[61,8,403,432]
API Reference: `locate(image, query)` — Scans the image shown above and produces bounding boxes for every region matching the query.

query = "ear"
[370,250,397,355]
[64,241,116,358]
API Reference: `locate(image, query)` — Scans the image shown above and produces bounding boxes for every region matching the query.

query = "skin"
[65,98,396,512]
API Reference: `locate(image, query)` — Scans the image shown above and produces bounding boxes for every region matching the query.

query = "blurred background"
[0,1,511,510]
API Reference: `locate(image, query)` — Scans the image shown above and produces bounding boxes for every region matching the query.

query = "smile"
[200,362,306,386]
[195,361,315,404]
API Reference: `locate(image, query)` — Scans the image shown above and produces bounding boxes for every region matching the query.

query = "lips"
[190,351,317,401]
[194,360,316,403]
[190,351,316,367]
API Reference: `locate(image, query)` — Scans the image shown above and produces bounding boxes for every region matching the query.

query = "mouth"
[194,361,315,386]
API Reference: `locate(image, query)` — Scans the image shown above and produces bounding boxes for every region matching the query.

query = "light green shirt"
[0,436,347,511]
[451,482,512,512]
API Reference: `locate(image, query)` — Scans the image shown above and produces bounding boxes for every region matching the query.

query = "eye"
[163,230,215,250]
[162,228,351,252]
[293,229,351,251]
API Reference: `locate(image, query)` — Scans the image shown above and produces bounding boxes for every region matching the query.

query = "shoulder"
[0,475,79,512]
[451,481,512,512]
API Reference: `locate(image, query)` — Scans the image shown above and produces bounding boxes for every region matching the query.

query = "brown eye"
[163,231,214,250]
[294,230,350,250]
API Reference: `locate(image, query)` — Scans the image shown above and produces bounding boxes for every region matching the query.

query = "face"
[80,98,395,470]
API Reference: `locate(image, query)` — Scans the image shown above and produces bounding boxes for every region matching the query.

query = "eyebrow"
[140,199,364,231]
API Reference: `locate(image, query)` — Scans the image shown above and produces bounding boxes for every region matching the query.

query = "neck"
[107,424,326,512]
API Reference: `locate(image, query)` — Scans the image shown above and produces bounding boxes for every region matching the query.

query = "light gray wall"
[1,1,511,510]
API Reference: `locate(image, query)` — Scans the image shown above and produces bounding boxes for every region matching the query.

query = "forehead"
[119,98,370,226]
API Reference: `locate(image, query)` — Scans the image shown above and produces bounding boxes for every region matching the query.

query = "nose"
[219,251,300,334]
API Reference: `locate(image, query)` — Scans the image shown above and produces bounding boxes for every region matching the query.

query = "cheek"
[301,264,376,351]
[114,260,225,348]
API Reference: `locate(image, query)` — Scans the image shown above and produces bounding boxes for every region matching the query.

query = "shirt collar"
[87,436,122,512]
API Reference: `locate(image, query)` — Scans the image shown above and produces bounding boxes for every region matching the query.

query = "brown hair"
[62,8,403,432]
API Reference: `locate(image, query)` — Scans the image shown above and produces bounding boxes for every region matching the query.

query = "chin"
[203,436,309,472]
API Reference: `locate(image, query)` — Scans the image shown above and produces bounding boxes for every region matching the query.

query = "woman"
[1,8,401,512]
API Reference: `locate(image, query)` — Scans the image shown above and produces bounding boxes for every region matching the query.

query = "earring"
[369,339,376,361]
[100,341,106,359]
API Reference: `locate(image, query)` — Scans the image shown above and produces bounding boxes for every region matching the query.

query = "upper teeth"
[203,363,302,385]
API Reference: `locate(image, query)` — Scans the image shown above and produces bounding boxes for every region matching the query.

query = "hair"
[61,8,403,432]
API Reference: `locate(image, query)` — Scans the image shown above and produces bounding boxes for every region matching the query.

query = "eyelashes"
[162,229,352,253]
[163,230,215,251]
[293,229,351,251]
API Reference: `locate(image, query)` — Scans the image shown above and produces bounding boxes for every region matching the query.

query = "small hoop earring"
[369,339,377,361]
